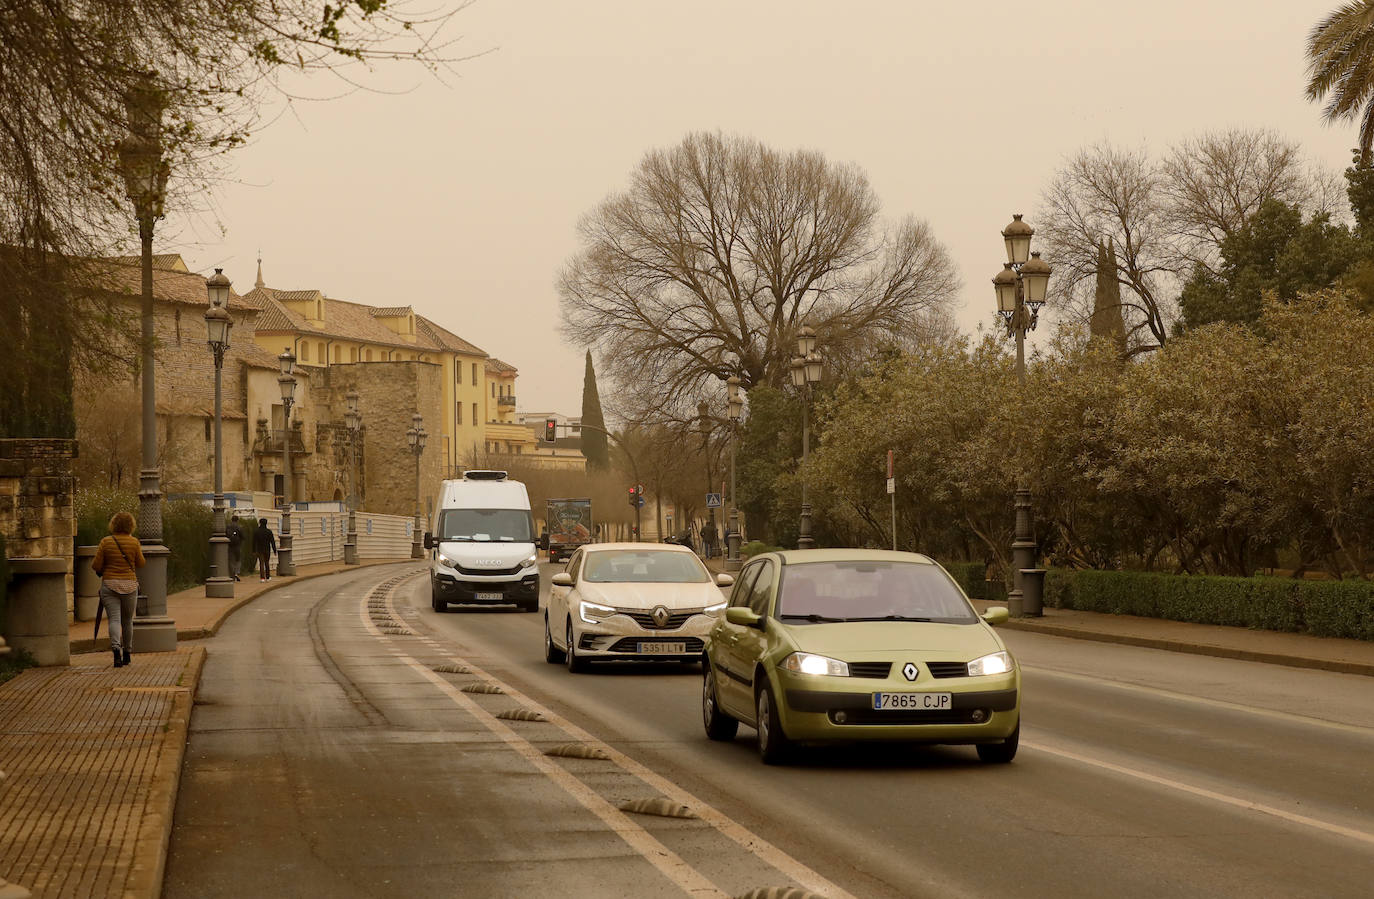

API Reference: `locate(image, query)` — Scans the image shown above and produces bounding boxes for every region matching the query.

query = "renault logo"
[651,606,671,627]
[901,662,919,682]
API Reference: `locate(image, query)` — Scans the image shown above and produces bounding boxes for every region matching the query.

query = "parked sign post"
[887,449,896,551]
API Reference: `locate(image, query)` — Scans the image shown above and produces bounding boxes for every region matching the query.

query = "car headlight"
[780,652,850,677]
[703,601,727,616]
[523,553,538,567]
[579,600,617,625]
[437,553,455,568]
[967,651,1013,677]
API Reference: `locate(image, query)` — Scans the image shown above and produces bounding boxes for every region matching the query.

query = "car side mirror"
[551,572,573,587]
[715,573,735,587]
[725,607,763,629]
[424,533,435,550]
[981,606,1009,626]
[539,535,549,551]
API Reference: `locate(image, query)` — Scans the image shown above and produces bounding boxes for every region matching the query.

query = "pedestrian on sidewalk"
[226,514,244,581]
[253,517,276,581]
[90,511,144,668]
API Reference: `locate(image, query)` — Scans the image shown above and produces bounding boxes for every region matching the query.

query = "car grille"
[606,637,704,653]
[847,662,893,679]
[925,662,969,679]
[455,563,526,577]
[614,607,702,630]
[829,708,985,726]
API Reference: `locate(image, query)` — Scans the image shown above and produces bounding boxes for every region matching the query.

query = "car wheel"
[565,619,589,673]
[431,589,446,613]
[520,597,539,613]
[702,660,738,741]
[544,614,565,664]
[976,721,1020,764]
[755,679,792,765]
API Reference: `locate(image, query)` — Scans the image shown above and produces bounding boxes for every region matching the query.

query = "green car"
[701,549,1020,764]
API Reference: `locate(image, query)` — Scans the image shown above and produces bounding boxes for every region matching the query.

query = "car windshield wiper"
[844,615,934,622]
[780,614,848,623]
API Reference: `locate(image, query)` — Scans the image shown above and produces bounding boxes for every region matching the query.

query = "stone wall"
[0,439,77,611]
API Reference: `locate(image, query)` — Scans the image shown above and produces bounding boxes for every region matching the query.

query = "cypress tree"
[1091,239,1127,354]
[581,351,609,470]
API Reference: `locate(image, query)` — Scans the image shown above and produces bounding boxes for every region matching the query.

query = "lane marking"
[1023,664,1374,738]
[1025,740,1374,848]
[375,576,858,899]
[359,576,726,899]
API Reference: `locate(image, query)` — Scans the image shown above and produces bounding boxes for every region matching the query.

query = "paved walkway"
[1,559,410,899]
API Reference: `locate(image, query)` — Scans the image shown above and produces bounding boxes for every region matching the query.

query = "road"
[164,561,1374,898]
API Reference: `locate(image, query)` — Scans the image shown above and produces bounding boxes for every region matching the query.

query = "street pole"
[277,349,297,577]
[344,390,361,565]
[725,376,744,570]
[888,448,897,552]
[798,390,814,550]
[408,413,427,559]
[204,271,233,599]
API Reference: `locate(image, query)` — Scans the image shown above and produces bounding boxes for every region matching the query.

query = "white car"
[544,543,735,672]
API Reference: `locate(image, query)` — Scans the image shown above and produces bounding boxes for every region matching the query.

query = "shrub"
[741,541,784,558]
[1299,580,1374,641]
[75,489,215,592]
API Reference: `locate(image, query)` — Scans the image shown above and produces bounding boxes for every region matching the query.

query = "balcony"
[258,428,307,455]
[497,395,517,408]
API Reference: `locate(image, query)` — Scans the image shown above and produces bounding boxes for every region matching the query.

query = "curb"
[70,560,418,654]
[998,618,1374,678]
[126,646,206,899]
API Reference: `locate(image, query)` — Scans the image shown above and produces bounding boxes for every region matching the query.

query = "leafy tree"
[736,386,802,547]
[559,131,959,421]
[1306,2,1374,165]
[580,351,609,470]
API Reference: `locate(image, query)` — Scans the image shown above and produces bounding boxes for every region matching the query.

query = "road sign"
[637,496,645,507]
[886,477,895,495]
[706,493,722,508]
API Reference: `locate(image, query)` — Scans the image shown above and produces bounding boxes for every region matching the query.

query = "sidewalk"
[701,554,1374,678]
[0,558,415,899]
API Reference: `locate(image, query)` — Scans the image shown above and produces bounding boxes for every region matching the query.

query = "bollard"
[1020,568,1047,617]
[74,546,100,622]
[4,558,71,666]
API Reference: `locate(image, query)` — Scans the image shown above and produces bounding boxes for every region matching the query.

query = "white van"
[423,470,540,612]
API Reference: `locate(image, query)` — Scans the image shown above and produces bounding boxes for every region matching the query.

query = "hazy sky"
[172,0,1352,415]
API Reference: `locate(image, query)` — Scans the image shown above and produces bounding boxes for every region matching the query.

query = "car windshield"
[582,550,711,584]
[777,560,978,624]
[438,509,533,543]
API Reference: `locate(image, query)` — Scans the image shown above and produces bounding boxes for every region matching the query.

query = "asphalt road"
[165,561,1374,898]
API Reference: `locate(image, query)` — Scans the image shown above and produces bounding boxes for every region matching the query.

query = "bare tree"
[559,132,959,421]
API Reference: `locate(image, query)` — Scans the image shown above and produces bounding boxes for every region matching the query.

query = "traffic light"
[543,418,557,443]
[627,484,639,507]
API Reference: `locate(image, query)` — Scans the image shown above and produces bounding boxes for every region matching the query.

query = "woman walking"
[253,517,277,581]
[90,512,145,668]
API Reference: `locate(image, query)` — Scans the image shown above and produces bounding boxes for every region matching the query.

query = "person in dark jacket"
[253,518,277,581]
[226,514,244,581]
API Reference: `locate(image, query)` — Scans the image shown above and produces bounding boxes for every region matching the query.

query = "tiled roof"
[486,357,517,374]
[416,316,487,357]
[88,256,254,310]
[106,253,188,272]
[369,306,412,317]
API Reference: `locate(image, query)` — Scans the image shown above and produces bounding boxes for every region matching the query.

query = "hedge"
[75,489,215,593]
[1042,568,1374,641]
[741,541,785,559]
[939,561,1009,605]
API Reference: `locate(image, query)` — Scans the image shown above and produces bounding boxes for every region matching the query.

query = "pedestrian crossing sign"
[706,493,723,508]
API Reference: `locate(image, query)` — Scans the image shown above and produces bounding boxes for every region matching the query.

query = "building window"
[316,300,322,320]
[350,347,358,362]
[456,403,462,425]
[300,342,309,362]
[204,418,211,441]
[365,348,373,362]
[471,362,477,385]
[472,403,478,425]
[317,342,325,363]
[491,382,495,397]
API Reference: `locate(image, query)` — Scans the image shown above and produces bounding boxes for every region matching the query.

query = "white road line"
[1023,664,1374,737]
[1025,740,1374,848]
[359,577,726,899]
[376,575,859,899]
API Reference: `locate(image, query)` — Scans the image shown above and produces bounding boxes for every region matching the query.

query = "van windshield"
[438,509,533,543]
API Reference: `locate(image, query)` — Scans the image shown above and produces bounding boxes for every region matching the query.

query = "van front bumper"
[432,571,539,603]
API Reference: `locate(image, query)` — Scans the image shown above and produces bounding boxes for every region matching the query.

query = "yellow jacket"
[91,534,146,581]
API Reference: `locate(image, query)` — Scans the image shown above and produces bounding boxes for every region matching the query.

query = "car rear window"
[777,560,977,624]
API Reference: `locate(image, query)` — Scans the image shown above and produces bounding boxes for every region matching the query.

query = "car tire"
[544,614,565,664]
[565,620,589,673]
[431,589,446,613]
[755,679,792,765]
[702,661,738,741]
[519,598,539,613]
[976,721,1020,764]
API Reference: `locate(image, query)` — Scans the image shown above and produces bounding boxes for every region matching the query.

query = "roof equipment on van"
[462,470,508,481]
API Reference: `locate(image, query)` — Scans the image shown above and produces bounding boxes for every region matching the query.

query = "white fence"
[256,509,419,564]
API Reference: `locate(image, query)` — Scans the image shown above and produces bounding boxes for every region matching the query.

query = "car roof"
[582,542,695,553]
[770,548,937,566]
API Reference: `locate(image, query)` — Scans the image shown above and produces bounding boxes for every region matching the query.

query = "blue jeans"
[99,584,138,653]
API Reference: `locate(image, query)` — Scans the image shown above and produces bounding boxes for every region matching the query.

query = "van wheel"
[544,614,565,664]
[431,590,446,613]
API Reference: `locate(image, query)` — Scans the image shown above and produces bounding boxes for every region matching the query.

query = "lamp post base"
[206,535,233,598]
[204,577,234,599]
[130,615,178,653]
[344,541,358,565]
[277,547,295,577]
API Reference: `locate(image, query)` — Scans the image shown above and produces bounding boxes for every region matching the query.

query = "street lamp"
[344,390,362,565]
[204,269,234,599]
[697,400,716,558]
[790,324,823,550]
[992,214,1052,616]
[407,412,427,559]
[119,72,176,652]
[725,376,744,571]
[277,348,298,576]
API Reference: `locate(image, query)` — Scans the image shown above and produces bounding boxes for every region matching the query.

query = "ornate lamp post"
[119,73,176,651]
[407,413,428,559]
[203,270,234,599]
[992,214,1052,616]
[725,376,744,571]
[696,400,716,557]
[277,348,298,576]
[790,324,823,550]
[344,390,362,565]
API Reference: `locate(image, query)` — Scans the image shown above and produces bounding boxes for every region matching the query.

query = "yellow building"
[245,262,501,478]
